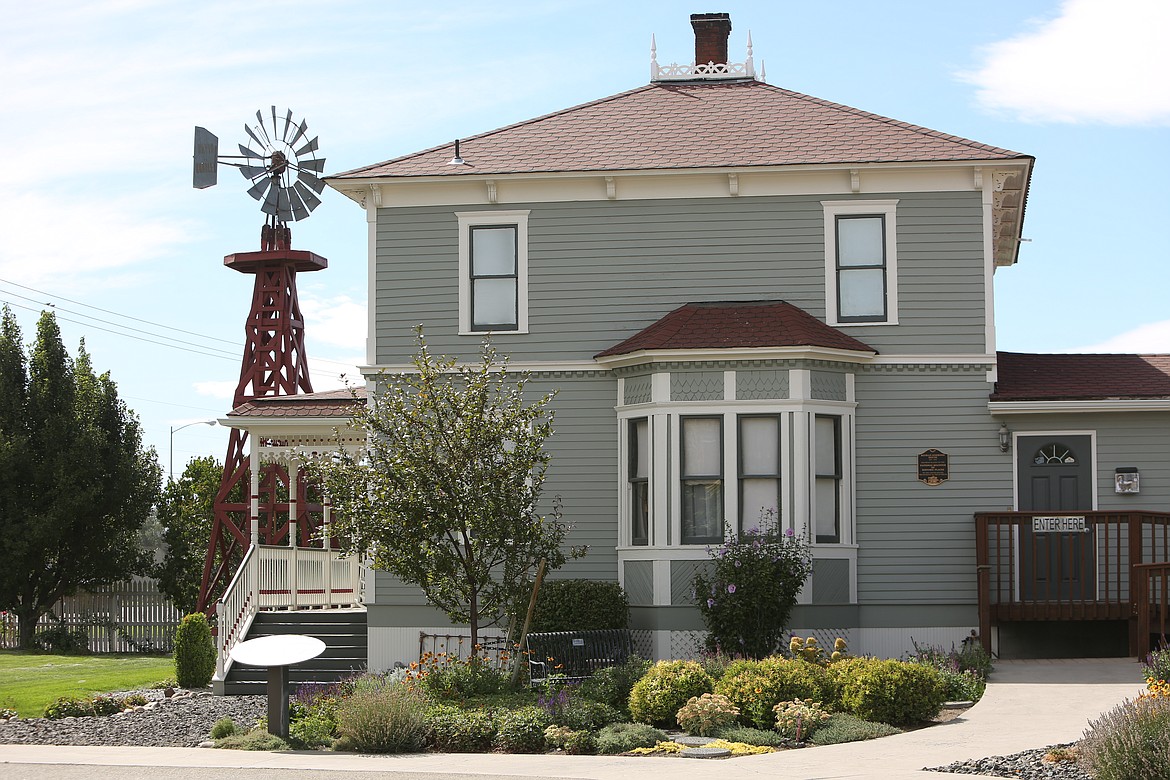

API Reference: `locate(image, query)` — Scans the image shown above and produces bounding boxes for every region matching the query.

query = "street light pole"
[169,419,218,480]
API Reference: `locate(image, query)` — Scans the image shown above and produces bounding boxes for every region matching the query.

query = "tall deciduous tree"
[310,331,584,648]
[155,456,223,615]
[0,308,161,648]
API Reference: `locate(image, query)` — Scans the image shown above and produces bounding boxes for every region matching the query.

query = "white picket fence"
[0,576,182,653]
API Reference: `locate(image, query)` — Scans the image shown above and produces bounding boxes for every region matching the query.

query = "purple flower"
[734,560,741,568]
[707,598,716,608]
[727,584,737,594]
[785,528,795,537]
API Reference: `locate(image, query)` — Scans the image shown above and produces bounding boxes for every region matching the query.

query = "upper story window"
[457,210,530,334]
[823,200,898,326]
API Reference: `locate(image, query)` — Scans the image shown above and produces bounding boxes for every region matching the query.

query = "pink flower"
[727,584,737,594]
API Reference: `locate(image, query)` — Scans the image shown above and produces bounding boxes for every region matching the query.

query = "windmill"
[191,108,330,612]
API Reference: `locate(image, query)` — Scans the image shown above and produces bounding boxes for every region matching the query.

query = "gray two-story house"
[323,13,1170,664]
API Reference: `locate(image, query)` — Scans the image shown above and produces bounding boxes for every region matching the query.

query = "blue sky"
[1,0,1167,476]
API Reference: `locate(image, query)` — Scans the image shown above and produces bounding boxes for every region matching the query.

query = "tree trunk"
[16,605,40,650]
[468,587,479,651]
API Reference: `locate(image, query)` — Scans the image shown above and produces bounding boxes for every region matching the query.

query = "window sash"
[814,415,841,544]
[835,215,887,322]
[681,416,723,544]
[628,419,649,546]
[469,225,518,330]
[738,415,781,533]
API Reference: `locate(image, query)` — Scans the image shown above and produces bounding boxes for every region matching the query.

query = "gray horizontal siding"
[852,368,1009,605]
[373,191,986,365]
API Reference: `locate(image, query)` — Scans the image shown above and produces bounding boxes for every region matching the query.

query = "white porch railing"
[215,544,362,680]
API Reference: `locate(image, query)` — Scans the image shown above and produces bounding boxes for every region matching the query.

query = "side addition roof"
[993,352,1170,401]
[331,80,1031,180]
[595,300,875,359]
[229,388,366,419]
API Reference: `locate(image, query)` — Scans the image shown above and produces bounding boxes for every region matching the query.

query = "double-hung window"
[738,415,781,533]
[680,416,723,545]
[628,418,649,546]
[813,415,842,544]
[823,200,898,326]
[457,211,530,334]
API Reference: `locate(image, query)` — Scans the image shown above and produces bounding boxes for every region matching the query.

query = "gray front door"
[1017,435,1095,600]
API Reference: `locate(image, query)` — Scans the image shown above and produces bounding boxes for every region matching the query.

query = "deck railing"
[214,544,362,680]
[975,511,1170,657]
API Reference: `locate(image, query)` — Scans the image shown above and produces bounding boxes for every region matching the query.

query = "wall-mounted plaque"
[918,449,949,486]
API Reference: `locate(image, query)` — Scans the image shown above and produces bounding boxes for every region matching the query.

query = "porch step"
[218,608,368,696]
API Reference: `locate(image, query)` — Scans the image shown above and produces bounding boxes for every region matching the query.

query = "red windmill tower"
[191,108,331,612]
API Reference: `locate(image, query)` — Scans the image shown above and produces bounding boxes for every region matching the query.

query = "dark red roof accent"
[993,352,1170,401]
[332,80,1029,180]
[595,301,875,358]
[230,388,366,419]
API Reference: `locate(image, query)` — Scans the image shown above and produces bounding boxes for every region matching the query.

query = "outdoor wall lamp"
[998,422,1011,453]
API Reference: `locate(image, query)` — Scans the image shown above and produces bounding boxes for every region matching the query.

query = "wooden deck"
[975,511,1170,658]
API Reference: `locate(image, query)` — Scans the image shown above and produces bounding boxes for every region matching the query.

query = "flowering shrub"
[693,513,812,658]
[1080,695,1170,780]
[675,692,740,736]
[904,640,989,702]
[790,636,850,665]
[773,698,832,741]
[1142,645,1170,685]
[406,647,509,699]
[715,657,834,729]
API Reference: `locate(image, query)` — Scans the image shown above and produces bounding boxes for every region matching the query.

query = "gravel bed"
[927,744,1091,779]
[0,690,266,747]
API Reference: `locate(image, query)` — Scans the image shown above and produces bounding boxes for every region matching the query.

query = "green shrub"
[809,712,903,745]
[715,657,833,729]
[334,679,428,753]
[121,694,147,707]
[697,650,745,681]
[831,657,944,726]
[290,711,337,749]
[693,514,813,658]
[773,698,831,741]
[90,696,122,716]
[172,613,216,689]
[210,717,237,739]
[595,722,668,754]
[712,725,791,747]
[425,704,497,752]
[34,622,90,654]
[675,692,740,736]
[493,706,552,753]
[545,725,597,754]
[215,730,290,751]
[1080,696,1170,780]
[577,655,650,717]
[551,697,623,731]
[421,657,508,699]
[905,639,991,702]
[43,696,94,719]
[531,579,629,632]
[628,660,714,727]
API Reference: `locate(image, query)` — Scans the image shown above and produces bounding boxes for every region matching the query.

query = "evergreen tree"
[0,308,161,648]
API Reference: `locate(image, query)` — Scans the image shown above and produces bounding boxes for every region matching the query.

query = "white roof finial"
[650,33,659,81]
[745,30,755,78]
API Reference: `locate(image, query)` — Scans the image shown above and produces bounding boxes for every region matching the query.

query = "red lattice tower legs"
[195,224,330,613]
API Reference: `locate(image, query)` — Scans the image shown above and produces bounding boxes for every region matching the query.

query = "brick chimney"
[691,12,732,65]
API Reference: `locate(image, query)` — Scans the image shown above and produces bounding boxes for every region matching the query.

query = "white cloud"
[193,380,237,403]
[300,292,367,353]
[961,0,1170,125]
[1070,319,1170,353]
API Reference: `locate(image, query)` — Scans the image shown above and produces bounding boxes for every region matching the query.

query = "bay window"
[681,416,723,544]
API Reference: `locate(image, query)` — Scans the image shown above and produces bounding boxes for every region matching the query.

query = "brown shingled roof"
[331,80,1029,180]
[230,388,366,419]
[993,352,1170,401]
[595,301,875,358]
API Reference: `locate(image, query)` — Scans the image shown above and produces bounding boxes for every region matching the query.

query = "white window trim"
[456,210,530,335]
[822,199,899,327]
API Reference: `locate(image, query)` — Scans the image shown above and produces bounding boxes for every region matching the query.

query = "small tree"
[310,330,584,647]
[693,511,813,659]
[173,612,216,688]
[155,456,225,614]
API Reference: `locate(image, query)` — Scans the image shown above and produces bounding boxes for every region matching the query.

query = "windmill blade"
[262,184,281,216]
[286,186,310,221]
[294,136,319,157]
[243,123,266,150]
[294,181,322,213]
[281,108,294,143]
[238,143,265,160]
[297,169,326,194]
[247,177,272,202]
[255,109,274,146]
[276,187,294,222]
[296,157,326,174]
[192,127,218,189]
[238,164,270,180]
[288,118,308,148]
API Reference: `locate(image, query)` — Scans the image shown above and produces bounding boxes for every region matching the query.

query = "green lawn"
[0,651,175,717]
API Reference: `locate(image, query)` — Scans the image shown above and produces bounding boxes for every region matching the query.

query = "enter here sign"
[1032,516,1088,533]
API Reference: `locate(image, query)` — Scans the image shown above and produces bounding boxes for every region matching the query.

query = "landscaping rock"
[681,746,731,758]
